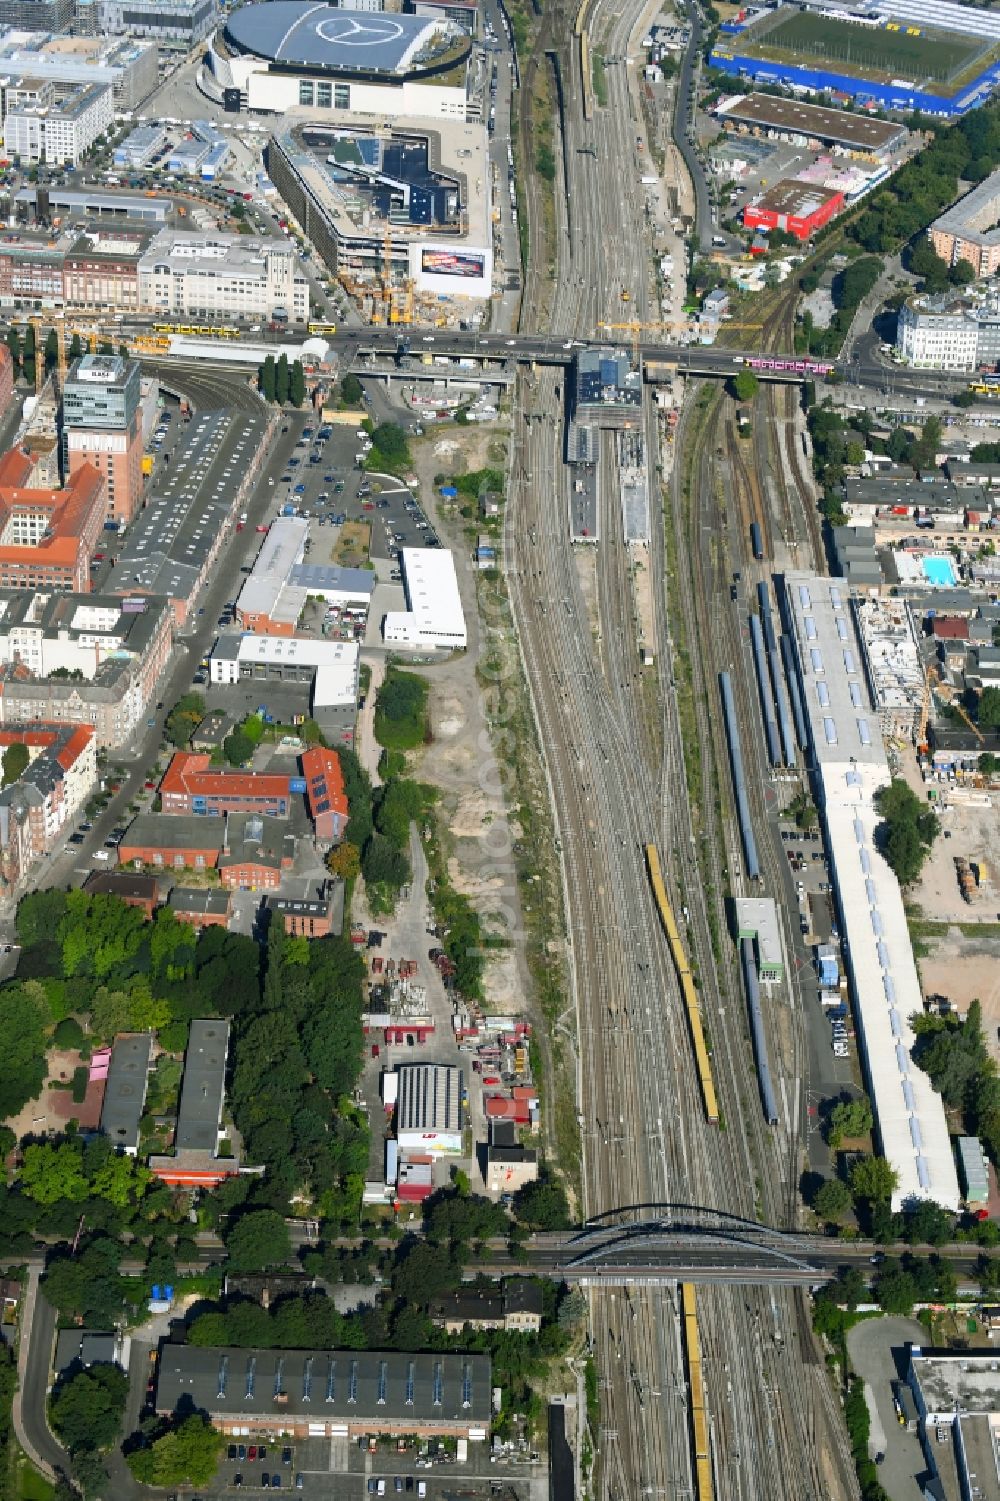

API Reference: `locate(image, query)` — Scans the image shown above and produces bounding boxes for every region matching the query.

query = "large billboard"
[420,248,486,279]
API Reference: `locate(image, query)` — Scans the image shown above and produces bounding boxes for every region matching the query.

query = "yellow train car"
[644,845,720,1124]
[580,30,593,121]
[682,1283,714,1501]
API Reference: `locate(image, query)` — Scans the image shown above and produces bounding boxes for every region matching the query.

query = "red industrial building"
[301,746,348,844]
[159,753,292,818]
[743,180,844,242]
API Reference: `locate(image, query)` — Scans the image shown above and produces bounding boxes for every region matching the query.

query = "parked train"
[682,1284,715,1501]
[644,844,720,1125]
[719,672,761,880]
[733,356,835,376]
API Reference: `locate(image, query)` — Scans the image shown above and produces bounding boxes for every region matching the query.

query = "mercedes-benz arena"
[207,0,471,121]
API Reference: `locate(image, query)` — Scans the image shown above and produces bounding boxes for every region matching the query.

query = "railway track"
[504,0,858,1493]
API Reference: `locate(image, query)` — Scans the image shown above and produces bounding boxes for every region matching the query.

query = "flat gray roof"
[175,1019,230,1154]
[99,1032,153,1153]
[932,168,1000,249]
[168,887,231,915]
[156,1346,492,1426]
[121,813,226,850]
[912,1351,1000,1415]
[112,410,269,601]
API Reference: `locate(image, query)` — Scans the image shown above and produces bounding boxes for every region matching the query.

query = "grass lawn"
[745,10,981,82]
[15,1459,55,1501]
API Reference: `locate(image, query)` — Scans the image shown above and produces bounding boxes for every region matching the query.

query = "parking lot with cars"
[208,1434,539,1499]
[269,413,440,569]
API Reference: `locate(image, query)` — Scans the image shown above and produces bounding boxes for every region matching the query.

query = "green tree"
[224,1209,291,1271]
[58,892,149,982]
[50,1364,128,1454]
[813,1177,852,1223]
[223,728,255,767]
[275,353,290,406]
[732,369,759,402]
[874,778,938,885]
[873,1260,917,1316]
[361,833,410,890]
[6,326,20,371]
[910,414,943,472]
[908,237,950,291]
[903,1199,954,1247]
[126,1414,224,1488]
[950,257,976,286]
[391,1240,459,1304]
[68,332,83,361]
[16,887,67,946]
[912,1000,990,1110]
[20,1142,89,1205]
[514,1173,571,1229]
[290,359,305,407]
[164,692,205,748]
[849,1155,899,1205]
[826,1095,874,1148]
[1,741,29,787]
[43,327,58,371]
[979,686,1000,730]
[259,355,276,402]
[325,841,361,881]
[341,372,363,404]
[373,667,428,750]
[0,980,49,1118]
[44,1239,127,1326]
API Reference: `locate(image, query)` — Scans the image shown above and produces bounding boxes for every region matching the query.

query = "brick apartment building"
[0,449,106,592]
[82,870,159,916]
[120,812,294,890]
[0,722,96,890]
[167,887,232,929]
[159,754,292,818]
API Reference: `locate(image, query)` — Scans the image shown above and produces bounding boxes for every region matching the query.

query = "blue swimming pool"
[922,555,957,587]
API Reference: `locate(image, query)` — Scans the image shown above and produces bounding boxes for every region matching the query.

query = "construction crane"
[917,661,939,754]
[389,277,415,326]
[919,659,985,751]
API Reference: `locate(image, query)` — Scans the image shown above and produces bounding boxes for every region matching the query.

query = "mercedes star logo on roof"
[314,14,406,46]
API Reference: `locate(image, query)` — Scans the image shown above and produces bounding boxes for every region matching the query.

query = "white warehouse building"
[784,572,960,1212]
[383,547,467,651]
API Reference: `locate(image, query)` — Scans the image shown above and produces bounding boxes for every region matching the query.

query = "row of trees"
[913,1000,1000,1168]
[849,102,1000,254]
[873,778,939,886]
[257,353,306,407]
[797,256,885,358]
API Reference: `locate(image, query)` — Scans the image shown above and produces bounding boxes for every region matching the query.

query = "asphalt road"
[672,3,713,252]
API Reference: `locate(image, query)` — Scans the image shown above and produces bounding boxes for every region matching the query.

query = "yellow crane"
[389,277,415,326]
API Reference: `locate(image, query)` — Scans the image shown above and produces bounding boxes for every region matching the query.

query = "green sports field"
[743,9,983,83]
